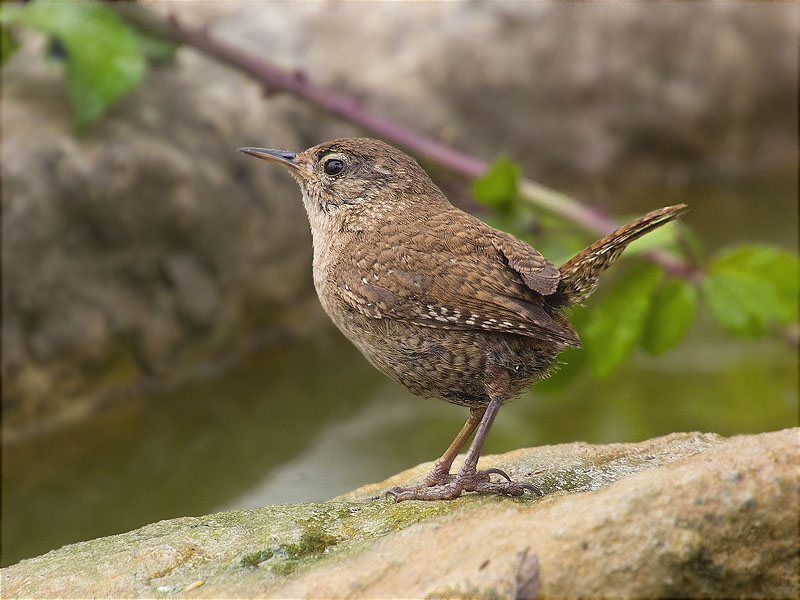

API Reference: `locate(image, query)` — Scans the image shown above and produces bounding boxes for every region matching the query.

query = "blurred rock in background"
[2,2,796,440]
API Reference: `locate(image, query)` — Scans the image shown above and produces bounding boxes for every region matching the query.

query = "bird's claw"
[379,468,542,502]
[383,489,414,503]
[470,479,543,498]
[482,467,513,482]
[380,468,457,501]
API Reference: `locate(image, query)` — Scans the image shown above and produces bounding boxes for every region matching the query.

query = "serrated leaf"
[583,264,663,378]
[472,157,520,214]
[704,244,798,338]
[703,270,785,337]
[642,279,698,355]
[1,25,19,65]
[711,244,798,324]
[2,2,146,131]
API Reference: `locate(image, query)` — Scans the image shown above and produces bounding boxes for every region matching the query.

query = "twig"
[117,5,697,275]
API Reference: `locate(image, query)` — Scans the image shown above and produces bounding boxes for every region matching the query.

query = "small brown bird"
[240,138,686,502]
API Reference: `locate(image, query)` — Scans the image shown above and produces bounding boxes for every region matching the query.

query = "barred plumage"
[557,205,687,305]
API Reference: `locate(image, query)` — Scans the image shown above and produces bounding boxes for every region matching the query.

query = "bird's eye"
[323,158,345,176]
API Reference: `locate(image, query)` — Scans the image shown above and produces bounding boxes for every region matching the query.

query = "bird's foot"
[383,466,542,502]
[379,465,455,500]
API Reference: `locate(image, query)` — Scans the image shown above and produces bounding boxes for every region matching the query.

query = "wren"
[240,138,686,502]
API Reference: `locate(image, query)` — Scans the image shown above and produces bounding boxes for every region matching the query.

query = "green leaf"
[1,25,19,65]
[472,158,521,214]
[642,279,698,355]
[711,245,798,321]
[703,270,785,337]
[758,253,799,323]
[583,264,664,378]
[704,244,798,336]
[2,2,146,131]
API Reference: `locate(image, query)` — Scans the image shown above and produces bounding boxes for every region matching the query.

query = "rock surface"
[3,428,797,598]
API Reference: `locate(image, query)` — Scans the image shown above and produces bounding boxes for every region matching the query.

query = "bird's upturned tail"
[557,204,688,305]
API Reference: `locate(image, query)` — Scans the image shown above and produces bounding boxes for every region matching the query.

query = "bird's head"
[239,137,444,232]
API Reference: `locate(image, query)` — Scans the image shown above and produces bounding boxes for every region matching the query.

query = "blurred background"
[2,2,797,566]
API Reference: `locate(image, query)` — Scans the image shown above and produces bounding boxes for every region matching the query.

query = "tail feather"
[557,204,687,305]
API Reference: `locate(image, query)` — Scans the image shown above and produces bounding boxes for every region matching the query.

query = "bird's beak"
[238,147,303,174]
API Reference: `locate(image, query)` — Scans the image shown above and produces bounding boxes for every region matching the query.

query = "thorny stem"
[118,5,699,278]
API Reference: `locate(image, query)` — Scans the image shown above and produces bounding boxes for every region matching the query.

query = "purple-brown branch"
[117,5,699,278]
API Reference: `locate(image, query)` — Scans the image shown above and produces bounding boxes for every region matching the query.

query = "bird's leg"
[381,409,483,499]
[452,394,542,498]
[387,394,542,502]
[419,408,485,486]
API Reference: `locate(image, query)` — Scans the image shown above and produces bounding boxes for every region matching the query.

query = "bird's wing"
[489,230,561,295]
[334,214,579,345]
